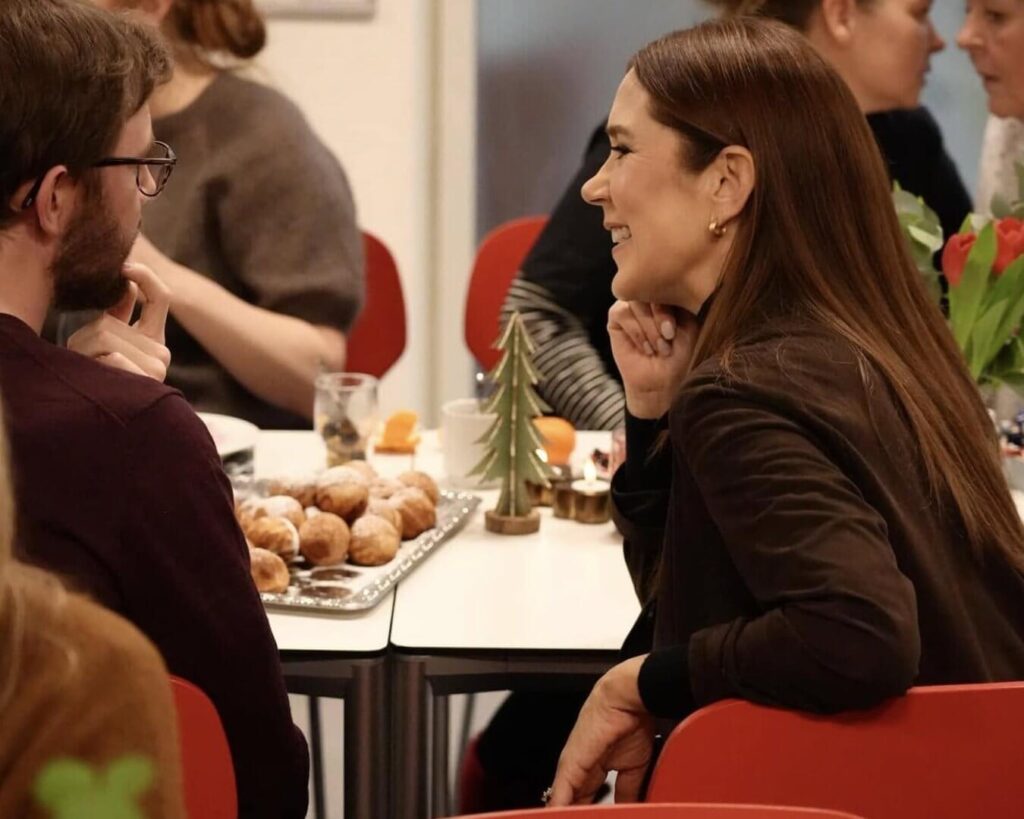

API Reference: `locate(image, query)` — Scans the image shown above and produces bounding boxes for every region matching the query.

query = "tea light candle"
[552,481,576,518]
[571,460,611,524]
[526,451,572,507]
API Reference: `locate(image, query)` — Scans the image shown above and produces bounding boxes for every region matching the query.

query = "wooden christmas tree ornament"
[470,312,553,535]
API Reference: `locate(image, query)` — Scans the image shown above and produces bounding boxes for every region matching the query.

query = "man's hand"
[67,262,172,381]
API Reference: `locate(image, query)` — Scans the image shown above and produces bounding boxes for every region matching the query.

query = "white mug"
[441,398,500,489]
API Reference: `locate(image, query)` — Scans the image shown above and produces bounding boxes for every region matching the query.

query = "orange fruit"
[533,416,576,465]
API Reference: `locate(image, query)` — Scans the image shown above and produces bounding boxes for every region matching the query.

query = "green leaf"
[907,224,943,253]
[969,304,1004,378]
[949,222,998,350]
[978,256,1024,370]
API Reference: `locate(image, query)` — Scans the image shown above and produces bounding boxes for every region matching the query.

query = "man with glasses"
[0,2,309,816]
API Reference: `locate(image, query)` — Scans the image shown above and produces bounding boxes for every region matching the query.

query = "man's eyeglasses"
[20,141,177,210]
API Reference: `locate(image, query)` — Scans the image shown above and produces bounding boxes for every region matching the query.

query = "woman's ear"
[708,146,755,225]
[817,0,859,47]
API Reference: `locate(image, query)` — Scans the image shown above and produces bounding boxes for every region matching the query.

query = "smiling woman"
[548,16,1024,807]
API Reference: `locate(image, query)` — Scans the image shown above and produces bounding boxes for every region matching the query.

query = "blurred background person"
[70,0,364,429]
[0,389,186,819]
[958,0,1024,214]
[502,0,968,434]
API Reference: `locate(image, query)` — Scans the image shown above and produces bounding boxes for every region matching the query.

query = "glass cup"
[314,372,379,466]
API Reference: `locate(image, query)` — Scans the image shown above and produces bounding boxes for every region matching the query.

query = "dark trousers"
[472,690,588,809]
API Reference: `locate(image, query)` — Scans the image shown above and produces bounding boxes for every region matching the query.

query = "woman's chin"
[987,95,1024,120]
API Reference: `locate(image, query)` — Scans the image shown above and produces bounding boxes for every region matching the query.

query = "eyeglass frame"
[20,140,177,210]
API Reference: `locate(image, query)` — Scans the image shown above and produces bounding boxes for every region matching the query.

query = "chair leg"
[431,694,451,817]
[308,696,326,819]
[454,693,476,804]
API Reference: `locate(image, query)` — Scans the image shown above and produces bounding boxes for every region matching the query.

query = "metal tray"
[255,490,480,613]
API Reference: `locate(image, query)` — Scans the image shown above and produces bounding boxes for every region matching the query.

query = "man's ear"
[707,146,755,225]
[17,167,78,238]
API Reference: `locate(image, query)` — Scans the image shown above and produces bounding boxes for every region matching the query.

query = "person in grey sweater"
[71,0,364,429]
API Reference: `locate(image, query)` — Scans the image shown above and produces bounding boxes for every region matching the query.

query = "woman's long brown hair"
[632,18,1024,573]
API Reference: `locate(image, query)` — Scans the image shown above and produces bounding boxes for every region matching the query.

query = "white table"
[254,432,393,818]
[249,430,639,818]
[389,431,641,818]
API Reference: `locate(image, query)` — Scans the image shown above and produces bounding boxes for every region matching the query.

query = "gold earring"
[709,218,727,239]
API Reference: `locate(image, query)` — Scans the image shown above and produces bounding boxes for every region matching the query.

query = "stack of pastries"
[237,462,440,593]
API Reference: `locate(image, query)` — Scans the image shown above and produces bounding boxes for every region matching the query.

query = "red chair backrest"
[347,231,406,378]
[170,675,237,819]
[458,804,864,818]
[647,682,1024,819]
[465,216,547,371]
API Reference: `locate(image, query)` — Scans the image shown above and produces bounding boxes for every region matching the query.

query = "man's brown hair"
[0,0,171,231]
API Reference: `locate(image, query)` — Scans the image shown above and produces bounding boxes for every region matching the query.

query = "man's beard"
[50,192,136,312]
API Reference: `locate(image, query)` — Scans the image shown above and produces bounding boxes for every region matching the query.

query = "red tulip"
[942,232,976,288]
[994,217,1024,275]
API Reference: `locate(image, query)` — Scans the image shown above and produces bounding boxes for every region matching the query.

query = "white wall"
[259,0,478,424]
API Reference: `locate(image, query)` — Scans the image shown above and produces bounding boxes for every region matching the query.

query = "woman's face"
[580,71,729,312]
[839,0,944,111]
[958,0,1024,119]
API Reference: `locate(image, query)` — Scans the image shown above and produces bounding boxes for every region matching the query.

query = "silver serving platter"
[257,490,480,613]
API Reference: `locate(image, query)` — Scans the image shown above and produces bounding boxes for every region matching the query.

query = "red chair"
[170,675,237,819]
[346,231,406,378]
[458,804,864,818]
[465,215,548,371]
[647,682,1024,819]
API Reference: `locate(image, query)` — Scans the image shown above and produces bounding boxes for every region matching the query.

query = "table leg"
[431,694,450,817]
[309,697,326,819]
[344,658,390,818]
[393,655,429,819]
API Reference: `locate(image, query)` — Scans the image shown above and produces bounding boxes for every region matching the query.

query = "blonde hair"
[0,402,73,710]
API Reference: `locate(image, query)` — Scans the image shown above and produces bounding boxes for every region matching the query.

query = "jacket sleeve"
[638,373,921,718]
[611,413,671,605]
[120,395,309,819]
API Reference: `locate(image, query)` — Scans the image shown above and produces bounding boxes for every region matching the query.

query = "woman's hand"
[608,301,699,419]
[549,656,654,807]
[66,262,172,381]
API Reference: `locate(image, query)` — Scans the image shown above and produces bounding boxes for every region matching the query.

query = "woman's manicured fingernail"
[643,342,655,356]
[660,320,675,341]
[657,339,672,357]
